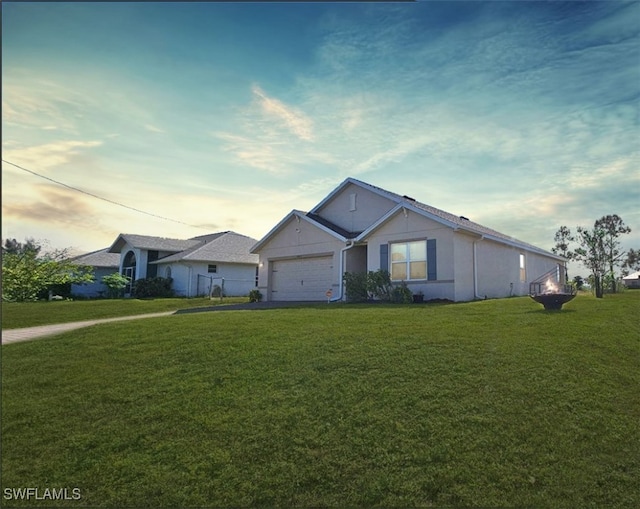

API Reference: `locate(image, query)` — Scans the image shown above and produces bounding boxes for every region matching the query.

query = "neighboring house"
[622,271,640,289]
[251,177,566,302]
[108,231,259,297]
[70,248,121,298]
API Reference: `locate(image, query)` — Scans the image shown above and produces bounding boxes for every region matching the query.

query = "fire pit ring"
[530,292,576,311]
[529,266,576,311]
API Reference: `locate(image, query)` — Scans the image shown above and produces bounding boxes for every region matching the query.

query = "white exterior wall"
[474,240,561,299]
[452,233,477,302]
[315,183,396,234]
[255,216,345,301]
[156,262,256,297]
[366,210,457,301]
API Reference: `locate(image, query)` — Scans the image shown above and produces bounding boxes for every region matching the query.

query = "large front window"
[391,240,427,280]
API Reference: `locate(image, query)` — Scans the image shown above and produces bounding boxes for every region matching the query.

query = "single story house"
[251,177,566,302]
[622,271,640,289]
[70,248,121,298]
[108,231,259,297]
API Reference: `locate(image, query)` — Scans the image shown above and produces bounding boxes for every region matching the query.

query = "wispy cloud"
[251,85,314,141]
[144,124,165,134]
[3,140,103,172]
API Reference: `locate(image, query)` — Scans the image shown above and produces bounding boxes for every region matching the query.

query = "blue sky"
[2,1,639,273]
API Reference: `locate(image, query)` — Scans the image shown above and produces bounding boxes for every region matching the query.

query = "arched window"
[165,266,172,279]
[123,251,137,270]
[122,251,137,295]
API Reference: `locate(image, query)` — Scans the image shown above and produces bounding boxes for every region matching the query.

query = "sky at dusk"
[2,1,639,275]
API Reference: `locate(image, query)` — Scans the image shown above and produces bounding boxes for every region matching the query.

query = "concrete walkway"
[1,301,326,345]
[1,312,174,345]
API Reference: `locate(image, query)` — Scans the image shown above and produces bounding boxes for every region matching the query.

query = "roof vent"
[459,215,469,220]
[402,195,416,202]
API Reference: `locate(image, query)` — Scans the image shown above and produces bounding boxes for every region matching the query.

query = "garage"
[271,256,334,301]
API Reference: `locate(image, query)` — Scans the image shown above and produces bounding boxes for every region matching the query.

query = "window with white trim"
[390,240,427,280]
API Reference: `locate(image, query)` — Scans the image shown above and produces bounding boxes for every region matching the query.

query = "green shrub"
[391,281,413,303]
[248,289,263,303]
[132,277,174,298]
[367,269,393,301]
[343,272,368,302]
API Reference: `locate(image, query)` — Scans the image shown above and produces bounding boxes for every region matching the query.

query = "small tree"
[572,275,585,291]
[102,272,130,299]
[595,214,631,293]
[574,224,607,298]
[2,239,94,302]
[622,248,640,275]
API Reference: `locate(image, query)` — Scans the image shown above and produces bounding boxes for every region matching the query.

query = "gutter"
[330,240,356,302]
[473,236,485,300]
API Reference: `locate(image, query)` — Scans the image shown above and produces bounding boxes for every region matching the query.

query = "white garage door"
[271,256,334,301]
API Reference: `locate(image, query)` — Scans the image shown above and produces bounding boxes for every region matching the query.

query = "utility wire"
[2,159,208,229]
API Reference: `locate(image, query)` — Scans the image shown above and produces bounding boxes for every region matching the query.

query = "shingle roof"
[346,178,562,258]
[306,213,361,239]
[70,248,120,268]
[153,231,259,265]
[108,234,200,253]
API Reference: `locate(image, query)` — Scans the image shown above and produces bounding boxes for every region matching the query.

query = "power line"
[2,158,208,229]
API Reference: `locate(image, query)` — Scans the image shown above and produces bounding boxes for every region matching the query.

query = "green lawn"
[1,297,249,329]
[2,294,639,507]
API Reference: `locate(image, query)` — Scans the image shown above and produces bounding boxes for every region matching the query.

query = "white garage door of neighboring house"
[271,256,334,301]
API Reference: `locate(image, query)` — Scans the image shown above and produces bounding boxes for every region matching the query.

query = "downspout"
[330,240,355,302]
[473,236,485,300]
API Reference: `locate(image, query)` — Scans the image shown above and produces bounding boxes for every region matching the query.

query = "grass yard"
[2,293,639,507]
[1,297,249,329]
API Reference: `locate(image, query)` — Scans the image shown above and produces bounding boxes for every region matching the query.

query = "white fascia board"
[356,202,457,241]
[107,234,127,253]
[250,210,300,253]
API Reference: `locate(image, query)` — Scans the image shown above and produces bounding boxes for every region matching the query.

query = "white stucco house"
[70,248,121,298]
[622,271,640,289]
[108,231,259,297]
[251,178,566,302]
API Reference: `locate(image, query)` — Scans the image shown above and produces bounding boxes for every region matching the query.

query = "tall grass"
[2,293,638,507]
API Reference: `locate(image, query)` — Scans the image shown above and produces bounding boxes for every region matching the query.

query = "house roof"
[254,177,565,260]
[623,271,640,280]
[108,234,200,254]
[153,231,259,265]
[70,248,120,268]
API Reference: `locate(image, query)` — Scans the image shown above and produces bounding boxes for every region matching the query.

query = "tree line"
[552,214,637,298]
[2,238,95,302]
